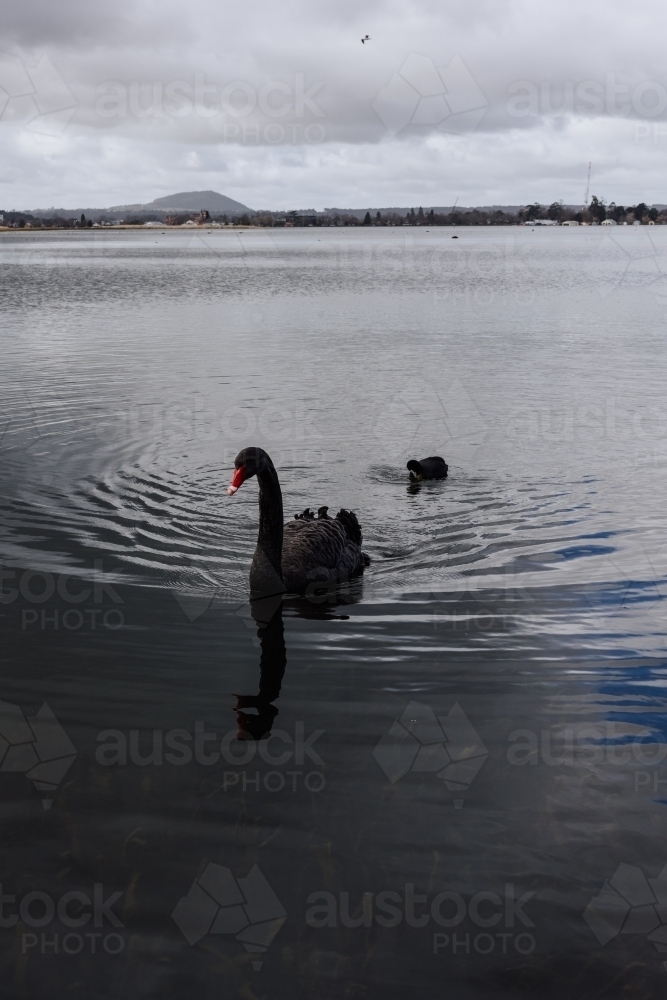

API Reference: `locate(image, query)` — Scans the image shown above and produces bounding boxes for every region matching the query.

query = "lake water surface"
[2,226,667,998]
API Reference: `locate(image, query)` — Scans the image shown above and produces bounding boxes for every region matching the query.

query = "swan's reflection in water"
[233,580,363,740]
[234,601,285,741]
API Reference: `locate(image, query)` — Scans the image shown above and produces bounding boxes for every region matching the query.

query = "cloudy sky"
[1,0,667,210]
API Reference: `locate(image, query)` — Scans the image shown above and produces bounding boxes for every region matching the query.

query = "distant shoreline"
[0,222,655,233]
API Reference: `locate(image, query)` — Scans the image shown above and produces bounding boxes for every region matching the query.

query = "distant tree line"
[520,197,663,225]
[312,207,522,227]
[223,199,667,227]
[3,198,667,229]
[0,211,96,228]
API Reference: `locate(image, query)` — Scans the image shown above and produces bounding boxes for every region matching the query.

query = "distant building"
[287,211,317,227]
[601,219,617,225]
[562,220,579,226]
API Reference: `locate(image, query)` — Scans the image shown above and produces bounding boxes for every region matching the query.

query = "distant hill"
[111,190,252,214]
[26,190,252,219]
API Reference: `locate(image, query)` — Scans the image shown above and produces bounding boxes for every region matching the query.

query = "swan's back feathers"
[334,508,362,546]
[282,510,368,590]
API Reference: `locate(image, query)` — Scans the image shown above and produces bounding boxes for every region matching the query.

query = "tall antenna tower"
[584,162,592,209]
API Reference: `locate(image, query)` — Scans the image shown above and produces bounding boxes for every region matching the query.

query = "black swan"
[227,447,369,595]
[407,456,448,481]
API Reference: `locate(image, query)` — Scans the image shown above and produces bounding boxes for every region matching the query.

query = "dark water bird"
[361,34,370,43]
[227,447,370,595]
[407,456,448,481]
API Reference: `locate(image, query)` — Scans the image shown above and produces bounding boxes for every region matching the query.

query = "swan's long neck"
[250,461,285,597]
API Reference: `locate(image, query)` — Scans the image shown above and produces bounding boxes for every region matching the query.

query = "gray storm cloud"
[1,0,666,207]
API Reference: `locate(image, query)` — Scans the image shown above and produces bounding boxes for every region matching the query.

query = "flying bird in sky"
[361,35,370,43]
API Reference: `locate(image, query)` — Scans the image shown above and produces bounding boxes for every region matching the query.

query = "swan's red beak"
[227,465,246,496]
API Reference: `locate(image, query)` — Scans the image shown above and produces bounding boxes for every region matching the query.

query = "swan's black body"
[407,456,448,481]
[228,448,369,595]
